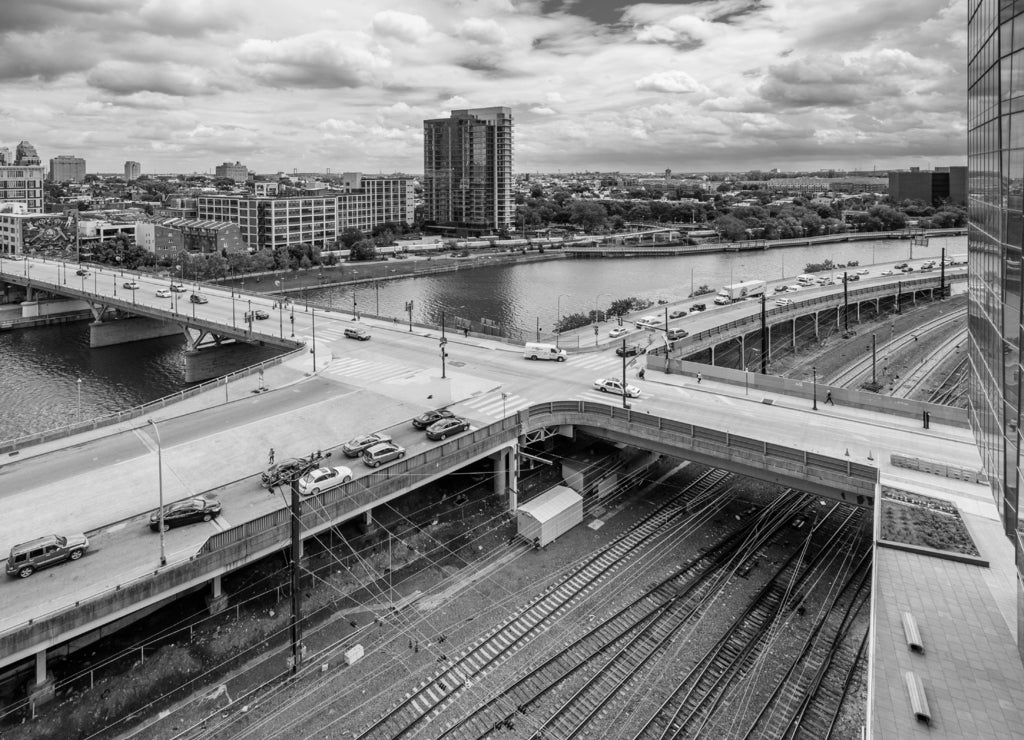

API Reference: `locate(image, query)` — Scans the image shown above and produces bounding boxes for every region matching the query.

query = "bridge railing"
[0,346,307,454]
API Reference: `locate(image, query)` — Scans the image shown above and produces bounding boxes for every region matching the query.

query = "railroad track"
[629,504,864,740]
[792,629,870,740]
[927,356,968,407]
[737,550,872,739]
[826,307,965,388]
[354,469,733,740]
[890,328,967,399]
[433,493,812,740]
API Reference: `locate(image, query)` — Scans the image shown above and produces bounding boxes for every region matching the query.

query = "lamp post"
[812,366,818,411]
[76,378,82,422]
[147,419,167,567]
[556,293,571,348]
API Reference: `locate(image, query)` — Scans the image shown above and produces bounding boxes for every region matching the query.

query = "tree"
[339,228,364,249]
[568,201,607,232]
[349,239,378,261]
[713,214,748,242]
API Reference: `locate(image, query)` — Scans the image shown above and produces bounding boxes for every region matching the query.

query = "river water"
[0,235,965,441]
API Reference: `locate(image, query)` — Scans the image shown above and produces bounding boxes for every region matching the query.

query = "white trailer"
[516,486,584,547]
[714,279,767,305]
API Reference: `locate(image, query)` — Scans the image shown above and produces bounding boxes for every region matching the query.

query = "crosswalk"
[455,392,533,420]
[320,357,421,384]
[565,353,639,372]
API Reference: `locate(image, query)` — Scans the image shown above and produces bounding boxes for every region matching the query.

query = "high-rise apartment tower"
[423,107,514,234]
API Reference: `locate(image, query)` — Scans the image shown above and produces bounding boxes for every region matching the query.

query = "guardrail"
[0,401,872,666]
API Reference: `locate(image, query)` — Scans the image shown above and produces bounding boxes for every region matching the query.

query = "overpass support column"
[856,302,861,322]
[814,312,819,342]
[206,574,229,616]
[792,319,797,352]
[27,650,55,708]
[493,445,520,510]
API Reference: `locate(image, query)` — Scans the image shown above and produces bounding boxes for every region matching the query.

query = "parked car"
[342,431,393,457]
[75,268,89,277]
[594,378,641,398]
[123,281,139,290]
[690,303,706,312]
[668,309,687,319]
[426,416,471,440]
[149,495,222,531]
[155,289,172,298]
[361,442,406,467]
[616,344,646,357]
[253,309,270,320]
[190,293,208,304]
[608,326,629,339]
[170,283,187,292]
[412,408,455,429]
[775,298,794,307]
[6,533,89,578]
[344,327,371,340]
[296,466,353,496]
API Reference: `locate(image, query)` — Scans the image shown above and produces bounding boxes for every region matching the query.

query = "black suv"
[616,344,646,357]
[690,303,706,312]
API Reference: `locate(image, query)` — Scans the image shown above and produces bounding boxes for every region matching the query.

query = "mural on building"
[21,214,76,252]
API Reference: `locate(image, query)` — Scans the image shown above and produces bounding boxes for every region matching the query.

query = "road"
[0,255,973,635]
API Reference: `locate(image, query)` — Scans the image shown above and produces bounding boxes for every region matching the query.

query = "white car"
[775,298,794,307]
[785,285,802,292]
[594,378,641,398]
[857,269,869,275]
[880,269,894,276]
[296,465,353,496]
[609,326,629,339]
[155,289,172,298]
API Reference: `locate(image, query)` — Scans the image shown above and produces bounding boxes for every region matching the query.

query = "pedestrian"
[825,390,834,406]
[697,372,702,384]
[463,327,469,337]
[268,447,275,465]
[638,368,645,380]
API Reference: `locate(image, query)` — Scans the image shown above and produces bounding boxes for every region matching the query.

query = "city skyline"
[1,0,965,174]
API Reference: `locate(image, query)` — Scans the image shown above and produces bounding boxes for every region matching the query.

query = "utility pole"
[405,300,414,331]
[940,246,946,299]
[871,333,877,385]
[621,339,629,409]
[842,271,849,333]
[289,475,303,676]
[760,293,767,374]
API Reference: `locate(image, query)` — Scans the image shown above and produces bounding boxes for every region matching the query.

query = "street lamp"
[147,419,167,567]
[556,293,571,347]
[812,366,818,411]
[76,378,82,422]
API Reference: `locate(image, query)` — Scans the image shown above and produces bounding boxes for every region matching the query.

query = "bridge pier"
[27,649,54,709]
[206,574,229,616]
[492,445,519,510]
[90,316,181,348]
[185,337,283,383]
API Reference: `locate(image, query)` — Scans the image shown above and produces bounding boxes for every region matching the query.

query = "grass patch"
[880,487,979,556]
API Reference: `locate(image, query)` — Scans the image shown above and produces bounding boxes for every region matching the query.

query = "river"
[0,235,965,442]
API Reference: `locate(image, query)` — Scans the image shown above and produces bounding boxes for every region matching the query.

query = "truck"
[714,279,767,305]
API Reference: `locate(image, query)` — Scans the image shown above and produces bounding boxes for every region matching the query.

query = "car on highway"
[412,408,455,429]
[635,315,661,329]
[608,326,629,339]
[880,269,894,276]
[6,533,89,578]
[123,281,139,290]
[666,328,689,341]
[784,285,801,292]
[155,289,172,298]
[856,269,870,275]
[845,273,860,281]
[149,495,222,531]
[342,431,393,457]
[919,264,934,272]
[344,327,371,340]
[361,442,406,467]
[775,297,794,307]
[296,465,353,496]
[594,377,641,398]
[616,344,646,357]
[75,268,89,277]
[668,309,687,319]
[253,309,270,320]
[773,284,789,293]
[426,416,471,441]
[901,266,915,272]
[170,283,187,292]
[690,303,706,312]
[894,263,908,270]
[190,293,208,304]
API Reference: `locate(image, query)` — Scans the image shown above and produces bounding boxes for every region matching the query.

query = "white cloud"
[372,10,432,43]
[529,106,556,115]
[457,17,506,45]
[238,30,391,88]
[635,70,709,95]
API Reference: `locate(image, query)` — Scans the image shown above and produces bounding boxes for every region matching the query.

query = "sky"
[0,0,967,175]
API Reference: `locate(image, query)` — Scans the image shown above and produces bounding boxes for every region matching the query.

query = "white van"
[796,274,816,286]
[523,342,567,362]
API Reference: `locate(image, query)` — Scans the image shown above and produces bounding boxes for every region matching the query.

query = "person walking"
[638,367,645,380]
[268,447,275,465]
[697,372,702,384]
[825,390,834,406]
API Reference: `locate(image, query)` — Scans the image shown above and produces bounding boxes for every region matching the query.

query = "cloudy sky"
[0,0,966,175]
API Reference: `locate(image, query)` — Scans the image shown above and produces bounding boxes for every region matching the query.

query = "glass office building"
[968,0,1024,651]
